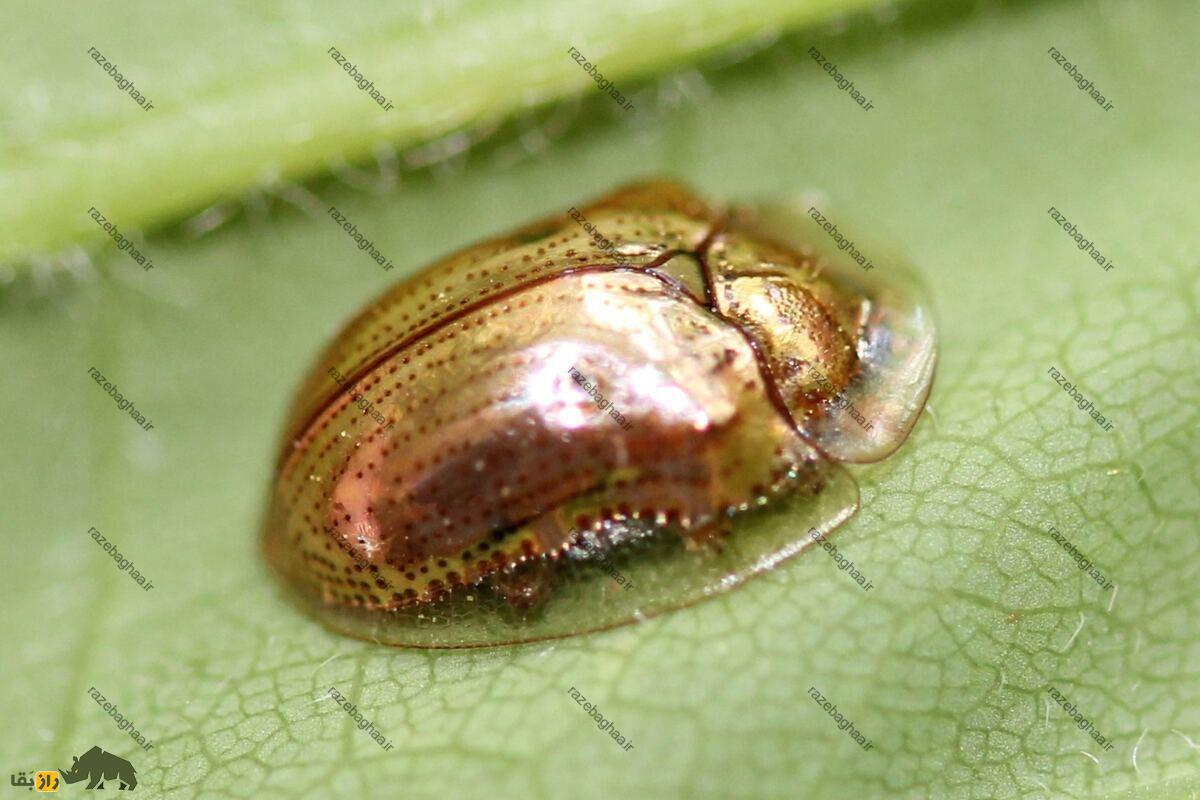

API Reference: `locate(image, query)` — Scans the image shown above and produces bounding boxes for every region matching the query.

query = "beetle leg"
[679,519,732,554]
[485,557,559,610]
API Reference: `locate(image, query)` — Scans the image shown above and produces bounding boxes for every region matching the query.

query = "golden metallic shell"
[263,180,936,647]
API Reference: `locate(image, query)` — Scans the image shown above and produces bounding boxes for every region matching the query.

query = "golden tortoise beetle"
[263,180,936,648]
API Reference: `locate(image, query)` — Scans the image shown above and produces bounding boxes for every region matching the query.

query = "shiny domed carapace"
[263,180,936,648]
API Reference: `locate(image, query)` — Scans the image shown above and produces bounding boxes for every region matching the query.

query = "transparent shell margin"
[265,461,858,649]
[729,199,938,464]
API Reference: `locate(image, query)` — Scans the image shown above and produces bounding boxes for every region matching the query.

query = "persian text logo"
[8,769,60,792]
[10,745,138,792]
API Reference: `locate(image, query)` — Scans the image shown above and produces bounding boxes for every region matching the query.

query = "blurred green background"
[2,1,1198,798]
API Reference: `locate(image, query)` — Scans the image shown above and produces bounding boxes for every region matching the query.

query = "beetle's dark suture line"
[283,220,860,477]
[689,211,810,448]
[689,209,881,464]
[281,258,687,472]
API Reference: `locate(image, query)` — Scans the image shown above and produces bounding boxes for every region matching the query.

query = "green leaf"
[2,1,1198,798]
[0,0,878,267]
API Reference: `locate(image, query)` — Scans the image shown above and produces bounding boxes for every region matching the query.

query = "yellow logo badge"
[34,770,61,792]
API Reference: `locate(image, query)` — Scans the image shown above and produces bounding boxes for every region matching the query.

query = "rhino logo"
[59,746,137,790]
